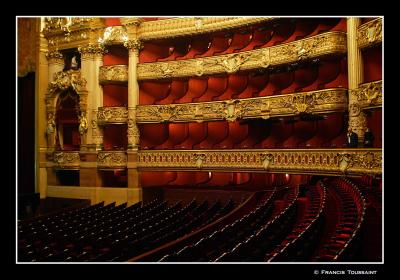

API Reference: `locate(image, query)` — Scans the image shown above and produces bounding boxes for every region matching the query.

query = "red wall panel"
[103,45,128,65]
[363,47,382,83]
[103,85,128,107]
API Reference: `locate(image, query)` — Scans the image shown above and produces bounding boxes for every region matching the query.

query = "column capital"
[124,39,143,53]
[45,50,64,64]
[78,43,107,59]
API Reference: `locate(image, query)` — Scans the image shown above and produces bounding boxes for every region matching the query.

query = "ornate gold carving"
[53,151,80,169]
[91,110,103,148]
[137,149,382,176]
[98,26,128,46]
[357,18,382,49]
[48,70,88,95]
[45,50,64,63]
[78,43,107,59]
[127,108,140,149]
[217,53,250,73]
[99,65,128,84]
[136,88,348,123]
[139,17,275,41]
[137,32,346,80]
[351,80,382,109]
[46,112,56,135]
[97,107,128,125]
[44,17,105,51]
[97,151,127,169]
[78,111,88,135]
[124,39,143,52]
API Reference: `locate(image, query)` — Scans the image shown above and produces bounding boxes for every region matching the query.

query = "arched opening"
[55,89,80,151]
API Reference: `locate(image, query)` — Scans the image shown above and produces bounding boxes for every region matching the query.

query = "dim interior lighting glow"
[208,172,212,178]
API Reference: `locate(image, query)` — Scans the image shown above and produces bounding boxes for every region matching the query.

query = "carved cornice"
[53,151,80,169]
[120,17,143,27]
[136,88,348,123]
[357,18,382,49]
[44,18,105,51]
[351,80,382,109]
[47,70,88,96]
[137,31,347,80]
[137,149,382,176]
[99,65,128,85]
[97,151,127,169]
[97,107,128,125]
[98,26,128,46]
[139,17,275,41]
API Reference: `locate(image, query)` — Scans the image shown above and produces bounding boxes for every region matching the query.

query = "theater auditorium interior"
[17,16,383,263]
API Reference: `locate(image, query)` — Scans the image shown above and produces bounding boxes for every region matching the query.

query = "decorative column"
[78,43,106,187]
[36,19,50,198]
[45,50,64,151]
[347,17,367,146]
[122,18,143,203]
[125,39,142,150]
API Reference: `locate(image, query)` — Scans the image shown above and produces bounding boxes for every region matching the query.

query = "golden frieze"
[136,88,348,123]
[137,149,382,176]
[139,17,275,41]
[99,65,128,85]
[97,107,128,125]
[137,31,347,80]
[357,18,382,49]
[351,80,382,109]
[53,151,80,169]
[97,151,127,169]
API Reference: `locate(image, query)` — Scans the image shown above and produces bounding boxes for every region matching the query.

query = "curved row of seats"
[158,186,301,262]
[312,178,366,261]
[267,182,327,261]
[139,58,347,105]
[139,114,347,150]
[18,198,236,262]
[139,18,346,63]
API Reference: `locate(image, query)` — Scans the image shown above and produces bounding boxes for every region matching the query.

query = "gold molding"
[98,26,128,46]
[99,65,128,85]
[44,18,106,51]
[97,107,128,125]
[357,18,382,49]
[97,151,127,169]
[137,149,382,176]
[137,31,347,80]
[139,17,275,41]
[53,151,80,169]
[351,80,382,110]
[136,88,348,123]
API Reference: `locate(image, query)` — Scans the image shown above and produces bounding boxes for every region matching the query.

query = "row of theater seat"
[312,178,366,261]
[139,18,346,63]
[139,115,347,150]
[139,58,347,105]
[18,198,236,262]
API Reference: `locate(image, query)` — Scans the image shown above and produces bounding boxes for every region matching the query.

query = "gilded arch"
[45,70,88,149]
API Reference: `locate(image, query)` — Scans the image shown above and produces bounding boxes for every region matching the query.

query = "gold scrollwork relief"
[97,107,128,125]
[357,18,382,49]
[48,70,88,95]
[136,88,348,123]
[98,26,128,45]
[137,149,382,176]
[97,151,127,169]
[137,32,347,80]
[351,80,382,109]
[99,65,128,85]
[53,151,80,169]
